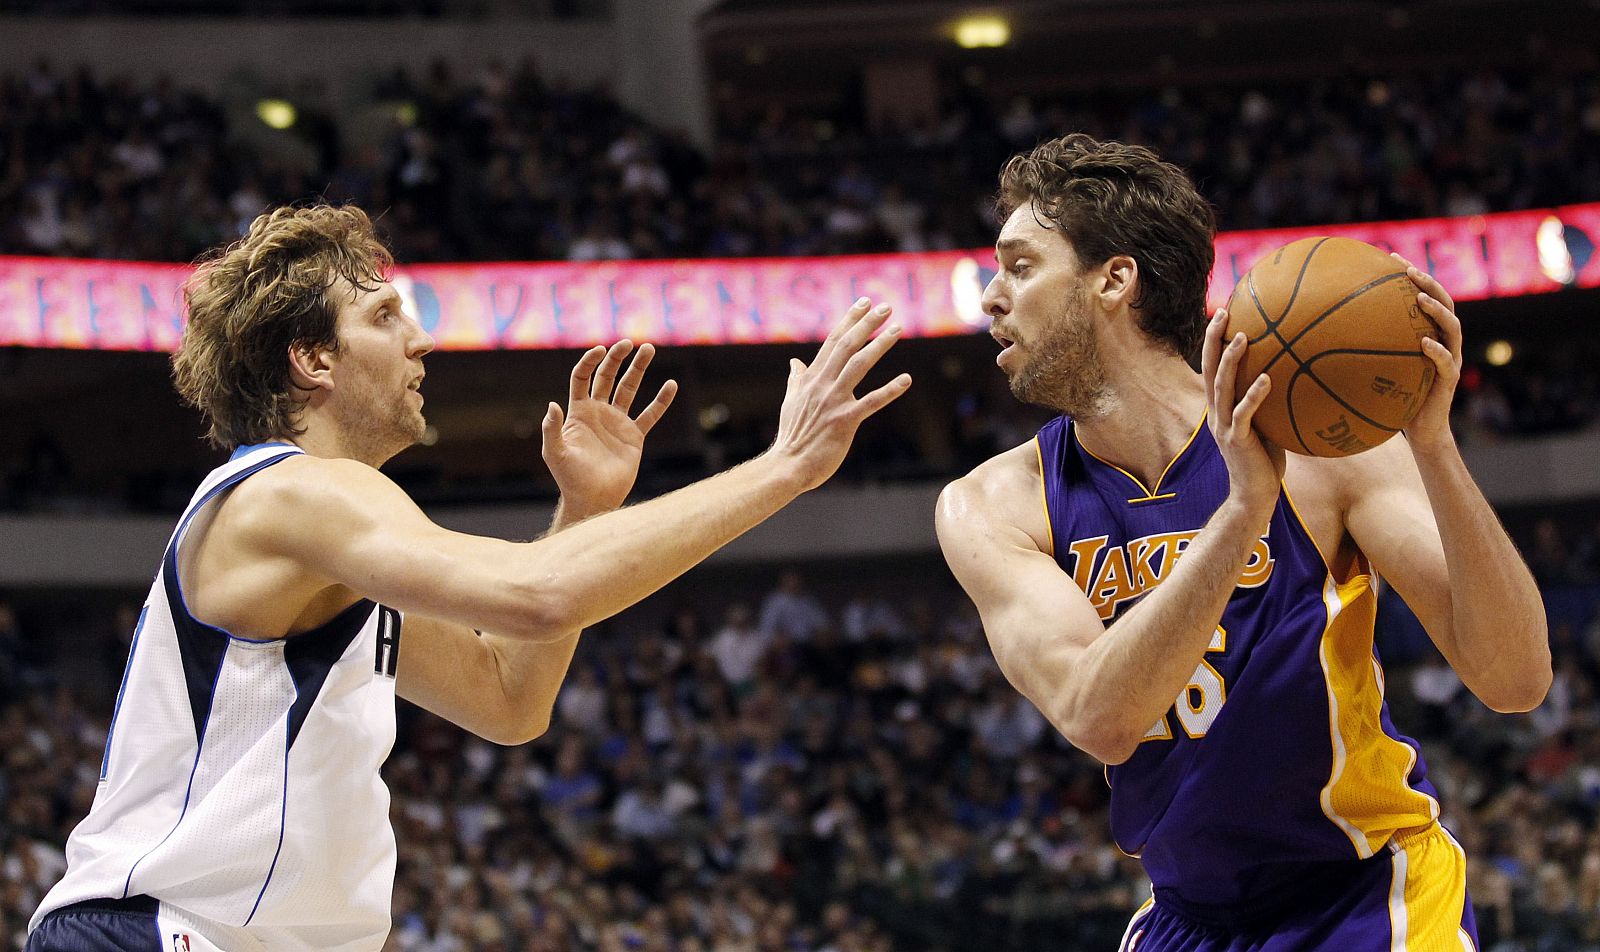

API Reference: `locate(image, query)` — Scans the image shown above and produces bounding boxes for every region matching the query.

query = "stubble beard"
[1008,291,1111,420]
[335,377,427,465]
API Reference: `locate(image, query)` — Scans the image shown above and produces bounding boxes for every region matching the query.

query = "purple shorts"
[1120,825,1480,951]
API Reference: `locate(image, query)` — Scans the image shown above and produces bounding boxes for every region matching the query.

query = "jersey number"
[1142,626,1227,742]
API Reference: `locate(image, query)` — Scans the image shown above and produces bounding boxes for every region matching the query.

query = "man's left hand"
[1393,253,1463,455]
[544,340,678,521]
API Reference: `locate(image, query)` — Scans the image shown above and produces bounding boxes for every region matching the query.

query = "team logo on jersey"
[374,606,402,678]
[1066,530,1274,620]
[171,935,191,952]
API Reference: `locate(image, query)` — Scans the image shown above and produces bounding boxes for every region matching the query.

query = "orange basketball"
[1224,237,1438,457]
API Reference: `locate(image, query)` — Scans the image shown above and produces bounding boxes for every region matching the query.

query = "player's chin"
[406,413,428,443]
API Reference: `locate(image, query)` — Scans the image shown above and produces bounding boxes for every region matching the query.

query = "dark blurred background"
[3,1,1600,949]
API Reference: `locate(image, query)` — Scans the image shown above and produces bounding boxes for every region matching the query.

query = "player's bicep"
[244,459,555,637]
[936,481,1105,697]
[1341,439,1453,637]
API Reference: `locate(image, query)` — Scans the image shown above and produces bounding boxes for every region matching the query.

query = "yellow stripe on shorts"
[1386,824,1471,952]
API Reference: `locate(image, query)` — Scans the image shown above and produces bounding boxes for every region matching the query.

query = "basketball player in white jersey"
[27,204,912,952]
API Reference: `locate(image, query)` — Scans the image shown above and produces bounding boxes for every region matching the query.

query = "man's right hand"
[1202,306,1286,523]
[768,297,913,492]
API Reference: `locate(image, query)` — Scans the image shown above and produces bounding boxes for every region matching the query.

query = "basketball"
[1224,237,1439,457]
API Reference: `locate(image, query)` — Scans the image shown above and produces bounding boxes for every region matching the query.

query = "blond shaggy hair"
[173,205,393,448]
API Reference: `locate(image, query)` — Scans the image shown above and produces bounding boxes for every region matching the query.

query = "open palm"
[542,340,678,519]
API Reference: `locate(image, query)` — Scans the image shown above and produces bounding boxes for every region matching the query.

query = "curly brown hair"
[997,133,1216,362]
[173,205,393,449]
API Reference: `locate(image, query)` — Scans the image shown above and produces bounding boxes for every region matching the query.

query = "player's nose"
[406,315,435,358]
[980,272,1008,317]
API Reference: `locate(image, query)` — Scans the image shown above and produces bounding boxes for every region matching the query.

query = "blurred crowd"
[3,553,1600,951]
[3,59,1600,264]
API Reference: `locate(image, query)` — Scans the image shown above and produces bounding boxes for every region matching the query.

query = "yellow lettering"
[1091,546,1137,618]
[1238,537,1275,588]
[1068,536,1109,594]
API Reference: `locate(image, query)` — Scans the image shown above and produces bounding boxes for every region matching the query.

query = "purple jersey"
[1037,414,1440,919]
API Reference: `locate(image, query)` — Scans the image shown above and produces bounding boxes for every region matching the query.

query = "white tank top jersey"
[32,443,404,952]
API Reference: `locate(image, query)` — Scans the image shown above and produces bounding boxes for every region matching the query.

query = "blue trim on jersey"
[121,640,229,901]
[162,451,303,739]
[100,605,149,782]
[244,726,292,927]
[246,590,376,924]
[228,441,295,462]
[282,599,374,749]
[122,448,300,900]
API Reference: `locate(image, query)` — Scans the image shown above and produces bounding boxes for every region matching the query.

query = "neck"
[278,413,395,468]
[1072,340,1206,491]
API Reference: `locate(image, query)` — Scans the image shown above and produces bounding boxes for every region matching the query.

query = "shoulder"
[938,439,1051,554]
[221,455,425,546]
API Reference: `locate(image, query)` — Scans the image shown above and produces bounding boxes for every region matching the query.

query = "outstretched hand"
[769,297,913,492]
[543,340,678,520]
[1202,307,1286,520]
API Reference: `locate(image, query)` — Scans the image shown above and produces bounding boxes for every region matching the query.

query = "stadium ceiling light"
[954,15,1010,48]
[1485,340,1514,367]
[255,98,298,131]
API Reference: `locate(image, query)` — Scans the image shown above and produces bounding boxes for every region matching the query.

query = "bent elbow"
[479,718,550,747]
[1480,668,1553,714]
[1054,713,1142,766]
[500,585,579,643]
[508,717,553,746]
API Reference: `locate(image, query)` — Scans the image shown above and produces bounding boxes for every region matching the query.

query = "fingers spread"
[822,303,893,378]
[613,342,656,412]
[813,297,874,371]
[569,345,607,404]
[854,373,913,419]
[635,379,679,435]
[591,339,635,401]
[840,322,903,391]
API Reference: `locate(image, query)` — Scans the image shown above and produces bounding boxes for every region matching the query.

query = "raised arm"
[251,298,911,645]
[395,339,676,743]
[1341,259,1549,712]
[938,311,1285,764]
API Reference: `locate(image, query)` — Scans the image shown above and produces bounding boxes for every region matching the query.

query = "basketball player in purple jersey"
[937,134,1550,950]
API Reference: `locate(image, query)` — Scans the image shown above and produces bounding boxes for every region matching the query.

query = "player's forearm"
[506,453,805,637]
[1053,500,1268,760]
[479,629,582,741]
[1411,441,1550,711]
[462,504,595,742]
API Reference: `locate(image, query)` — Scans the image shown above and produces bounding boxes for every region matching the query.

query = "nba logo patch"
[171,934,191,952]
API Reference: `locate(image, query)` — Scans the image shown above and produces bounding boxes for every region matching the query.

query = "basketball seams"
[1285,348,1429,453]
[1260,270,1412,382]
[1254,236,1330,370]
[1286,372,1317,455]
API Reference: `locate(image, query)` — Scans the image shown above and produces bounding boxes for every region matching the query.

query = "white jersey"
[32,443,403,952]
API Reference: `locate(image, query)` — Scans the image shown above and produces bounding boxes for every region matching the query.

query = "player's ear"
[287,339,337,393]
[1097,255,1138,311]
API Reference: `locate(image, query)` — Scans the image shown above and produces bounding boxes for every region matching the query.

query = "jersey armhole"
[1034,437,1055,558]
[1279,481,1366,585]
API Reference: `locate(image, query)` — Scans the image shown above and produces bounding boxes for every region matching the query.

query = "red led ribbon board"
[2,204,1596,350]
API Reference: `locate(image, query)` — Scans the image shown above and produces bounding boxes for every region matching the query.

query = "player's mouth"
[407,374,424,402]
[991,327,1018,368]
